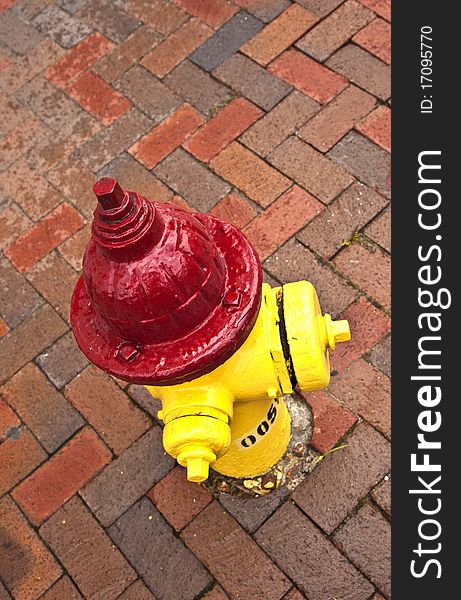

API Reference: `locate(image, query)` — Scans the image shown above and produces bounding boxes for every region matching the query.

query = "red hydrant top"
[70,178,262,385]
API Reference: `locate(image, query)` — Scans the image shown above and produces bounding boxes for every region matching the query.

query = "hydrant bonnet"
[71,178,262,386]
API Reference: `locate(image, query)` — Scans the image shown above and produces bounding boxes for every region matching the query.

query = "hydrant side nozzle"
[323,314,351,350]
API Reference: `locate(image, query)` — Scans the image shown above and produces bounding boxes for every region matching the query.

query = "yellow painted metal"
[147,281,350,483]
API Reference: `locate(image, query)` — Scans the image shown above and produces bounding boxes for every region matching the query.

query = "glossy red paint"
[70,178,262,385]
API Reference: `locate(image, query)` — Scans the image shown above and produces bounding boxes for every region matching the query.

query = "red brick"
[45,32,113,88]
[354,17,390,63]
[0,426,46,496]
[210,192,257,229]
[296,0,374,61]
[184,98,262,162]
[244,186,323,259]
[241,90,319,157]
[0,202,31,250]
[241,4,318,66]
[372,475,391,515]
[5,203,84,272]
[333,242,391,310]
[117,580,156,600]
[0,496,61,599]
[358,0,390,21]
[13,427,112,524]
[40,496,136,599]
[0,317,8,338]
[283,590,304,600]
[203,585,230,600]
[330,358,391,438]
[298,85,376,152]
[356,104,391,151]
[0,397,20,442]
[126,0,189,35]
[182,501,291,600]
[39,576,83,600]
[2,363,83,453]
[269,49,347,103]
[130,104,203,168]
[211,142,291,207]
[0,0,16,11]
[292,422,390,533]
[65,366,151,455]
[365,205,390,252]
[0,159,61,221]
[67,70,131,125]
[142,18,213,78]
[302,390,357,453]
[174,0,238,28]
[330,296,390,373]
[148,466,212,530]
[255,502,374,599]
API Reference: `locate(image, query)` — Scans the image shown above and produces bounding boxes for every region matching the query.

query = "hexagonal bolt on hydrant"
[70,178,350,483]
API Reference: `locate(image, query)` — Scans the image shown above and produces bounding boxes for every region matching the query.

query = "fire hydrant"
[71,178,350,483]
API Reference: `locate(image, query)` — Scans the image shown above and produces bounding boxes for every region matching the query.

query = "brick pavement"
[0,1,391,598]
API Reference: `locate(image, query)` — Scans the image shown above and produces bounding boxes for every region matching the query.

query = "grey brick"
[77,0,141,43]
[0,10,43,54]
[0,256,42,328]
[33,5,91,48]
[36,331,89,389]
[219,487,290,533]
[190,11,263,72]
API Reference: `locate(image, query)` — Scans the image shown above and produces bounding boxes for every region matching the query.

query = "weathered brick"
[0,426,46,495]
[333,503,391,597]
[125,0,188,35]
[13,427,111,524]
[67,70,131,125]
[0,118,50,172]
[78,0,141,43]
[190,11,263,72]
[45,31,113,87]
[283,589,305,600]
[36,331,88,388]
[292,422,390,533]
[57,223,91,271]
[33,4,91,48]
[99,153,173,203]
[334,241,390,309]
[269,136,353,204]
[117,580,156,600]
[297,0,374,61]
[215,53,292,111]
[255,501,373,600]
[242,4,317,66]
[41,496,136,599]
[148,466,213,530]
[298,84,376,152]
[211,142,290,208]
[326,44,390,100]
[142,18,212,78]
[356,104,391,152]
[302,390,357,452]
[0,202,31,251]
[358,0,390,21]
[295,0,346,18]
[0,317,9,338]
[0,95,31,137]
[354,17,390,64]
[182,501,291,600]
[164,60,232,115]
[65,366,150,454]
[0,496,61,599]
[184,98,262,162]
[130,104,203,168]
[269,49,346,103]
[367,333,390,377]
[39,576,83,600]
[219,486,290,533]
[46,156,96,219]
[155,148,230,212]
[235,0,291,22]
[77,108,152,171]
[328,131,391,197]
[0,159,61,220]
[202,585,230,600]
[241,90,319,157]
[371,475,391,515]
[0,304,67,385]
[0,256,42,328]
[210,192,257,229]
[27,252,80,321]
[5,203,84,272]
[127,384,162,422]
[110,497,212,599]
[175,0,238,28]
[329,358,390,438]
[94,25,162,82]
[81,426,174,526]
[330,296,390,373]
[0,9,43,54]
[298,182,388,259]
[0,397,19,442]
[2,363,83,453]
[244,186,323,259]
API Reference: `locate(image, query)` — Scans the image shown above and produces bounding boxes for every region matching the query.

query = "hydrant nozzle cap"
[186,458,210,483]
[93,177,125,210]
[324,314,351,350]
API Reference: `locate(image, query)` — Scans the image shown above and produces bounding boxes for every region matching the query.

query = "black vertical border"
[393,3,458,598]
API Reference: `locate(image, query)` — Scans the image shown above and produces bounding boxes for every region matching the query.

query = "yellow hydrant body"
[148,281,350,482]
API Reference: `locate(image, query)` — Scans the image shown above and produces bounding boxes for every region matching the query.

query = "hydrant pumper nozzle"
[71,178,350,483]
